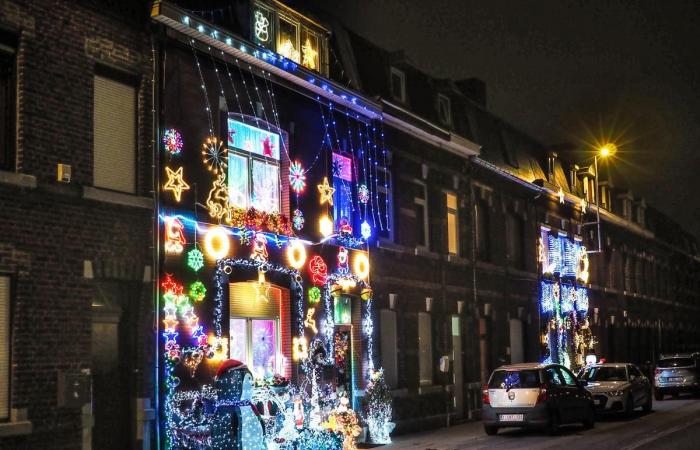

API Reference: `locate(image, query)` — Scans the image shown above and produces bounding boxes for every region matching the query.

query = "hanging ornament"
[337,246,350,275]
[317,177,335,206]
[358,184,370,205]
[164,216,186,254]
[163,167,191,202]
[187,247,204,272]
[201,136,228,175]
[162,128,183,156]
[308,255,328,286]
[189,281,207,302]
[292,209,305,231]
[289,161,306,194]
[308,286,321,304]
[361,221,372,240]
[250,233,269,262]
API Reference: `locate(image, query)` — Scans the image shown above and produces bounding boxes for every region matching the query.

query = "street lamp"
[586,143,616,253]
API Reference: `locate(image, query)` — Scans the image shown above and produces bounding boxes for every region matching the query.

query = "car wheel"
[484,425,498,436]
[654,390,664,401]
[643,391,653,412]
[582,404,595,429]
[548,412,560,436]
[625,396,635,417]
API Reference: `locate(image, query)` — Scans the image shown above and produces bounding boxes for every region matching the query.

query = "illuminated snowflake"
[187,248,204,272]
[292,209,305,231]
[162,128,183,156]
[201,136,228,175]
[358,184,370,204]
[289,161,306,194]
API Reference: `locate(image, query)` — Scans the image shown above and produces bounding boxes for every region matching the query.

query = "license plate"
[500,414,524,422]
[669,377,683,382]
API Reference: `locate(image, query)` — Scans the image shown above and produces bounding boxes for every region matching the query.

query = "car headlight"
[607,390,625,396]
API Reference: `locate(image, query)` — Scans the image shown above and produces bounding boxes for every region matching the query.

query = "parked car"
[654,353,700,400]
[482,363,594,436]
[578,363,652,415]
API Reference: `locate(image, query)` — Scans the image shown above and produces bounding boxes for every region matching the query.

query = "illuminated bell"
[330,283,343,297]
[361,287,372,301]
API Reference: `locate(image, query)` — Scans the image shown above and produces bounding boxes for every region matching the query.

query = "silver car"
[654,353,700,400]
[579,363,652,415]
[482,363,594,435]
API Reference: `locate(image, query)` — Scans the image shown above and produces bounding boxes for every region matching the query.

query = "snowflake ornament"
[289,161,306,194]
[358,184,370,204]
[292,209,305,231]
[163,128,183,156]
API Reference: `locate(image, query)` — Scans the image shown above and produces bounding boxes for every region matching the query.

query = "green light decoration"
[190,281,207,302]
[308,286,321,304]
[187,247,204,272]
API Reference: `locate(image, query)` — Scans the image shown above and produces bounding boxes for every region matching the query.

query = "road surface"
[386,395,700,450]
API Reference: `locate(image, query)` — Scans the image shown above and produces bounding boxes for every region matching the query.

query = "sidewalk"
[383,421,485,450]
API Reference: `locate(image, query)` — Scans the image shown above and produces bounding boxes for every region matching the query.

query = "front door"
[333,327,353,399]
[451,315,464,418]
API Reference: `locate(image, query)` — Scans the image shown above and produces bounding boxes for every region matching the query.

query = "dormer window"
[390,67,406,103]
[437,93,451,126]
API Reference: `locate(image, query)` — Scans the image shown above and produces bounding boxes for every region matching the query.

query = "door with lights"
[333,295,354,398]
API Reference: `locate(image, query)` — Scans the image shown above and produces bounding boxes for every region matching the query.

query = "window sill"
[83,186,153,209]
[418,384,443,395]
[0,170,37,189]
[0,420,33,437]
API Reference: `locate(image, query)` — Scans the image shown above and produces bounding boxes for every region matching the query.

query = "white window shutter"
[0,276,10,419]
[93,75,136,193]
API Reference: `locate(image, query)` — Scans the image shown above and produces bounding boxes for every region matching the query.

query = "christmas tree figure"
[364,368,394,444]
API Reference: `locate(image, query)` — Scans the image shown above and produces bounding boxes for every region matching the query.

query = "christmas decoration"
[364,368,393,444]
[205,226,231,260]
[187,247,204,272]
[360,221,371,240]
[353,252,369,280]
[337,247,350,275]
[319,215,334,238]
[286,239,307,270]
[317,177,335,206]
[324,395,361,450]
[162,128,183,156]
[201,136,228,175]
[289,161,306,194]
[164,216,186,254]
[304,307,318,334]
[189,281,207,302]
[308,287,321,304]
[163,167,190,202]
[308,256,328,286]
[292,209,305,231]
[293,336,308,361]
[301,37,318,70]
[358,184,369,205]
[250,233,269,262]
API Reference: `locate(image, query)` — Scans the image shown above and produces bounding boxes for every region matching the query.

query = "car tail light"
[482,385,490,405]
[655,368,662,375]
[536,384,548,404]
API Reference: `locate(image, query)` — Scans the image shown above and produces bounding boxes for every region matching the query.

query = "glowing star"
[292,209,305,231]
[187,248,204,272]
[161,274,183,295]
[361,221,372,240]
[164,216,186,254]
[558,188,565,204]
[201,136,228,175]
[286,239,307,270]
[354,252,370,280]
[301,37,318,70]
[255,267,271,302]
[163,167,190,202]
[289,161,306,194]
[292,336,308,361]
[250,233,268,262]
[317,177,335,206]
[319,215,334,238]
[308,255,328,286]
[162,128,183,156]
[358,184,370,204]
[204,226,230,260]
[337,246,350,275]
[304,307,318,334]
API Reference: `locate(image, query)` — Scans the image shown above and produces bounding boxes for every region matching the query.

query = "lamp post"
[585,144,616,253]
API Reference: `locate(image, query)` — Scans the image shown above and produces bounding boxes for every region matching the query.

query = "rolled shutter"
[93,75,136,193]
[0,276,10,419]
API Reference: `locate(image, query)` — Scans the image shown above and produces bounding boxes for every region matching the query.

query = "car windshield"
[488,370,540,389]
[658,358,694,368]
[580,366,627,381]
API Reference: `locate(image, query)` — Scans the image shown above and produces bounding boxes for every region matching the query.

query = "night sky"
[304,0,700,240]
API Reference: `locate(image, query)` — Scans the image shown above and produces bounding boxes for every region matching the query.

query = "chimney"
[456,78,486,108]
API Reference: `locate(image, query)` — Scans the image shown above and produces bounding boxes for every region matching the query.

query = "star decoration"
[163,166,190,202]
[301,37,318,70]
[317,177,335,206]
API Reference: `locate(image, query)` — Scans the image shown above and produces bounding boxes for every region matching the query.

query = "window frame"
[276,13,301,64]
[390,66,406,103]
[474,200,490,261]
[413,179,429,250]
[379,309,398,388]
[229,316,281,377]
[0,40,16,173]
[418,311,433,385]
[437,93,452,127]
[445,191,459,255]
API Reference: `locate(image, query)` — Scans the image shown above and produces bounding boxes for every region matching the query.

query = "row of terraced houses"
[0,0,698,448]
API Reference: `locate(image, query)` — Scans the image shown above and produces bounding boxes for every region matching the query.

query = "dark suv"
[654,353,700,399]
[482,363,594,435]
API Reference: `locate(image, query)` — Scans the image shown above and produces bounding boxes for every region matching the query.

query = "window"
[0,276,10,419]
[252,5,274,47]
[544,367,563,385]
[334,295,352,325]
[376,164,394,241]
[413,181,429,248]
[93,71,136,193]
[229,282,283,378]
[489,370,540,388]
[446,192,459,255]
[277,15,300,63]
[506,214,524,267]
[475,201,490,261]
[379,309,398,388]
[390,67,406,103]
[227,117,281,213]
[301,28,320,71]
[332,152,354,229]
[437,94,451,126]
[0,39,16,172]
[418,312,433,385]
[558,367,578,386]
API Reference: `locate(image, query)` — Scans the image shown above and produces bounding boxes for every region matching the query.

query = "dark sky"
[305,0,700,239]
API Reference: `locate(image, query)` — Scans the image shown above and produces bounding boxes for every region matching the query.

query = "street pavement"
[385,394,700,450]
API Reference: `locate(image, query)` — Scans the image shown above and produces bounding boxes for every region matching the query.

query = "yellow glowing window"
[301,29,319,71]
[446,192,459,255]
[277,16,300,63]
